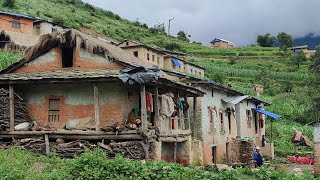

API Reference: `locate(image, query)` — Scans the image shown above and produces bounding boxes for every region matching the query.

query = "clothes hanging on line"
[146,92,153,112]
[160,92,175,118]
[179,100,189,112]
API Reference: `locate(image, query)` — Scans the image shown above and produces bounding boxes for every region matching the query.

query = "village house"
[118,40,205,78]
[0,11,35,34]
[288,45,316,58]
[189,81,278,166]
[0,29,205,166]
[210,38,235,48]
[33,19,66,35]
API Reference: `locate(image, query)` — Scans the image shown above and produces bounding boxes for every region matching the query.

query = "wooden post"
[94,84,100,132]
[184,95,190,130]
[173,141,177,163]
[154,86,159,127]
[235,103,241,137]
[45,134,50,155]
[140,84,147,130]
[193,97,197,139]
[177,93,182,130]
[9,85,14,132]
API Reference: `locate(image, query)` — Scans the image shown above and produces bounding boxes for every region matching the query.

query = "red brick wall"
[0,14,33,34]
[314,143,320,175]
[14,48,124,73]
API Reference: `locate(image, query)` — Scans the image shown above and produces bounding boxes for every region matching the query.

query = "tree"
[256,33,276,47]
[290,51,307,69]
[177,31,189,42]
[2,0,15,7]
[277,32,293,51]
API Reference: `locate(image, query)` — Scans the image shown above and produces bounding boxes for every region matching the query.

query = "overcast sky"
[83,0,319,46]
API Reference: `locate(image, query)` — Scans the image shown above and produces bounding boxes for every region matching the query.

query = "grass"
[0,50,21,70]
[0,148,314,179]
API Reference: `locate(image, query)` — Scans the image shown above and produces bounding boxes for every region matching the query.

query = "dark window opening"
[48,99,60,123]
[126,42,129,46]
[228,112,231,134]
[212,146,217,164]
[157,57,160,65]
[211,89,214,97]
[61,47,74,68]
[246,110,252,128]
[147,53,150,61]
[52,27,57,32]
[93,47,105,57]
[220,112,224,133]
[133,51,138,58]
[152,55,155,62]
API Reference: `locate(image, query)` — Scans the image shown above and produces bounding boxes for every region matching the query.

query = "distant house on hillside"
[210,38,235,48]
[0,11,66,36]
[0,11,36,34]
[33,19,66,35]
[288,45,316,58]
[118,40,205,78]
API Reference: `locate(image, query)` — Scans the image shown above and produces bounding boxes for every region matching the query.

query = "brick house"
[0,11,35,34]
[189,81,278,165]
[210,38,235,48]
[0,29,204,166]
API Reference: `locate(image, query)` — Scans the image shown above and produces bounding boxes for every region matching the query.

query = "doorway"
[212,145,217,164]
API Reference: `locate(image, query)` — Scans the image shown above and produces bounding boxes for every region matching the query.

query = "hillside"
[0,0,284,58]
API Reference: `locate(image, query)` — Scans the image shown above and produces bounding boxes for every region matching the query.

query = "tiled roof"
[0,69,120,81]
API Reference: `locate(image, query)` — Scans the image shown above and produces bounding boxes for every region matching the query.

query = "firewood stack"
[240,141,254,167]
[0,138,146,160]
[0,88,32,130]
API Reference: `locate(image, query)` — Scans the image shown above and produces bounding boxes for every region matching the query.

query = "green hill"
[1,0,283,58]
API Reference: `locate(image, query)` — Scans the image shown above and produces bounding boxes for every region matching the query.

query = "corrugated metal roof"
[210,38,234,45]
[172,58,181,67]
[0,10,36,20]
[252,108,281,119]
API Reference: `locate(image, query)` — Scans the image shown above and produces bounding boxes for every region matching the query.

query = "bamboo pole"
[94,84,100,131]
[9,85,14,132]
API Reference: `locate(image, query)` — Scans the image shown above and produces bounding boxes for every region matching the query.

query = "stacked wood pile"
[230,138,254,167]
[0,88,32,130]
[0,138,146,159]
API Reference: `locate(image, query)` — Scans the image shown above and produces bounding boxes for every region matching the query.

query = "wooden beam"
[9,85,14,132]
[154,86,160,127]
[173,141,177,163]
[94,84,100,132]
[193,97,197,139]
[184,95,190,130]
[0,134,144,140]
[177,93,182,130]
[0,130,140,135]
[140,141,150,161]
[140,84,147,130]
[45,134,50,155]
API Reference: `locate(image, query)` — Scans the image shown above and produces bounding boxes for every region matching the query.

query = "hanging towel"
[160,93,175,118]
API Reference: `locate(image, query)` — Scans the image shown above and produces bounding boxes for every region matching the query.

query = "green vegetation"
[0,148,314,179]
[0,50,21,70]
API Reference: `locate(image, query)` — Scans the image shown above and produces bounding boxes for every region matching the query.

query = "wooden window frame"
[48,98,61,123]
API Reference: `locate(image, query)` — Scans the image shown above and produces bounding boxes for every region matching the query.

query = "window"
[246,110,251,128]
[126,42,129,46]
[48,99,60,122]
[147,53,150,61]
[191,69,193,73]
[152,55,155,62]
[133,51,138,58]
[228,111,231,134]
[93,47,105,57]
[61,47,74,68]
[35,25,41,35]
[12,18,21,29]
[157,57,160,65]
[211,89,214,97]
[220,112,224,134]
[52,27,57,32]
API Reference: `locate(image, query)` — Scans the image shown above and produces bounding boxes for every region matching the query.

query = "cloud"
[83,0,320,46]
